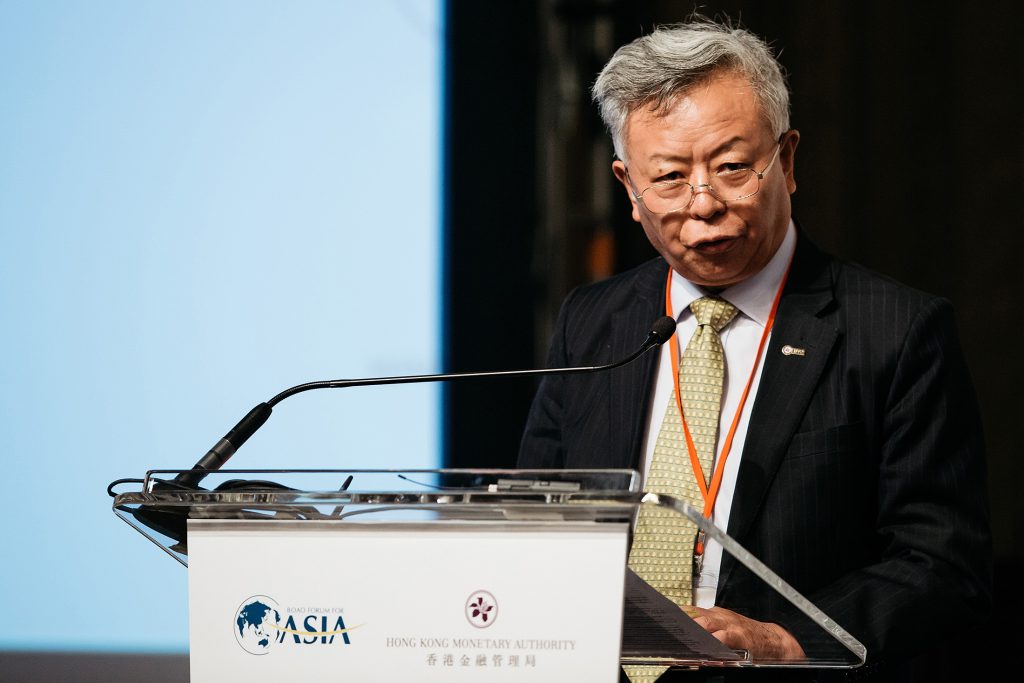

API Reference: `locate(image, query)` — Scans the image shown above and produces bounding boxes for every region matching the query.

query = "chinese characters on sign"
[426,651,538,667]
[386,636,575,671]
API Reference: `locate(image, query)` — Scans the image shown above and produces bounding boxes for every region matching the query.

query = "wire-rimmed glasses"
[627,141,783,215]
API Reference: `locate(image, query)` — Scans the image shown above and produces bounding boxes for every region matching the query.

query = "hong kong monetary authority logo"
[465,590,498,628]
[234,595,359,655]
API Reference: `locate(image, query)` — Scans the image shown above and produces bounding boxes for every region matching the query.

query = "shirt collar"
[669,220,797,327]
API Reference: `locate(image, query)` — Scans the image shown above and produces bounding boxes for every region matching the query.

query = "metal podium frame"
[109,467,866,673]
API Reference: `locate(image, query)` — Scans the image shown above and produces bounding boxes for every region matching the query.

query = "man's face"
[612,71,799,288]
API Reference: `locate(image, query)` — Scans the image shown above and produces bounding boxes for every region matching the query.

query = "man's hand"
[688,606,806,660]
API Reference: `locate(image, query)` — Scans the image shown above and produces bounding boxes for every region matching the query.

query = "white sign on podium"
[188,519,629,682]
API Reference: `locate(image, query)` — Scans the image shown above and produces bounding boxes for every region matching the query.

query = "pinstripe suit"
[517,233,992,675]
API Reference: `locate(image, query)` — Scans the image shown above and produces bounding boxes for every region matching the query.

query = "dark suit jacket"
[517,233,991,675]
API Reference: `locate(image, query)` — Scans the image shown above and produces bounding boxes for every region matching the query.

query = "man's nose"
[687,182,725,219]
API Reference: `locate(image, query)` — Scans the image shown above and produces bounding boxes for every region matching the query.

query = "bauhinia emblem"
[465,590,498,628]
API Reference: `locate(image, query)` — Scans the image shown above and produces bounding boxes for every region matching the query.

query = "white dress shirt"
[639,221,797,608]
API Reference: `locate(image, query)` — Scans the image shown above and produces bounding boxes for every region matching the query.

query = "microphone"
[171,315,677,489]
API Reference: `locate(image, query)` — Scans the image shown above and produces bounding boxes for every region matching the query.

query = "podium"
[110,468,865,681]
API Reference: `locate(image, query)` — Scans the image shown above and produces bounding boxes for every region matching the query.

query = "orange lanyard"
[664,256,792,554]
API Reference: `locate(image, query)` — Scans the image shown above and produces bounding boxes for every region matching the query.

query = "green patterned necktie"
[623,296,738,683]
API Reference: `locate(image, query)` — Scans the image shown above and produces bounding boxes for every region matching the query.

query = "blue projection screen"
[0,1,443,652]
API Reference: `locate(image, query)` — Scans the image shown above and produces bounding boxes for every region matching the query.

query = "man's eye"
[655,171,685,183]
[718,163,751,175]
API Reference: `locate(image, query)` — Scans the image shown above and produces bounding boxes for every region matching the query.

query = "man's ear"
[780,129,800,194]
[612,160,642,223]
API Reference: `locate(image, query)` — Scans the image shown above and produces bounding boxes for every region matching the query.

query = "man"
[517,18,991,682]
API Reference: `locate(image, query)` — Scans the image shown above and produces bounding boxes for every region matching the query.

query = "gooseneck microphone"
[171,315,677,488]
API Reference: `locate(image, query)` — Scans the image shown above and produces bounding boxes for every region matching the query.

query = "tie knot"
[690,296,738,332]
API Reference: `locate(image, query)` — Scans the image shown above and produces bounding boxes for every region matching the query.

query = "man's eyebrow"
[647,152,690,164]
[645,136,753,164]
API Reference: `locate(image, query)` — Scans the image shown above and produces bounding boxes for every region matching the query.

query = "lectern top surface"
[110,468,643,567]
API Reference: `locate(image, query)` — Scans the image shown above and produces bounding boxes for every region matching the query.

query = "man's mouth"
[690,235,740,254]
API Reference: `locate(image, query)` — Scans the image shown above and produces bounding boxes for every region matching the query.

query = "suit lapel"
[608,260,667,469]
[719,236,838,589]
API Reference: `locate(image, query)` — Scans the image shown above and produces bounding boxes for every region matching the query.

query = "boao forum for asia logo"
[234,595,361,655]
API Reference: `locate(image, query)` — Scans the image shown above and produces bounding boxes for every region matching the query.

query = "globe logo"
[234,595,282,655]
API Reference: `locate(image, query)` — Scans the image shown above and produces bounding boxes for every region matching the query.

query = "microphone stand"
[115,315,675,548]
[171,315,677,490]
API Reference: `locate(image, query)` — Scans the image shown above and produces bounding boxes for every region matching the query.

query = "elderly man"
[518,18,991,682]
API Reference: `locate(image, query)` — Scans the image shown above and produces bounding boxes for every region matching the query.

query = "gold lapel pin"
[781,345,806,357]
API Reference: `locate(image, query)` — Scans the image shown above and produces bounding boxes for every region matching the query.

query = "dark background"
[444,0,1024,661]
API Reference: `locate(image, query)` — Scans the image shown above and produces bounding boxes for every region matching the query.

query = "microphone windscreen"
[650,316,678,344]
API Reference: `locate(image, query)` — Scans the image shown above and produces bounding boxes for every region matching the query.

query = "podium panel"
[189,519,627,681]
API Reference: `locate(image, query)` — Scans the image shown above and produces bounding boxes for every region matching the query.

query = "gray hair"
[592,19,791,161]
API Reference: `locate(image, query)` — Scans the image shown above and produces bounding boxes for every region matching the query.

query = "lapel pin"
[781,345,806,357]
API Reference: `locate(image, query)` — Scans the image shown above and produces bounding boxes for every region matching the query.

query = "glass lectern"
[110,468,865,681]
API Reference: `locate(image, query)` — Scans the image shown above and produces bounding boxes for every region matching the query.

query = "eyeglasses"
[626,141,783,215]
